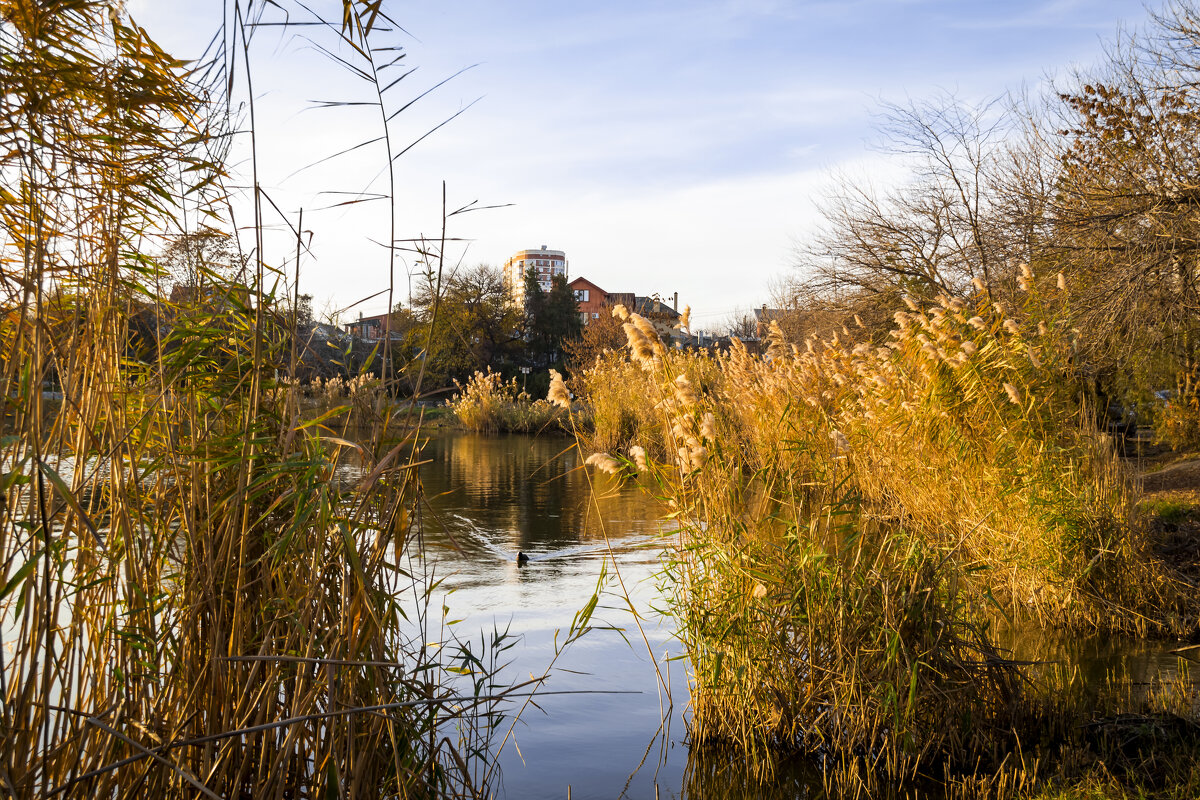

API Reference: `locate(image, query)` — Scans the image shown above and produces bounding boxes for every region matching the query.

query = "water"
[403,431,1197,799]
[5,432,1193,796]
[410,431,692,799]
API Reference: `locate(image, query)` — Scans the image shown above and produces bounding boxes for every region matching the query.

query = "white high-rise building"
[504,245,568,310]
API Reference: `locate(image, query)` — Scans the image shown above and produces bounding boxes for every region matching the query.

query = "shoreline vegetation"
[0,3,533,798]
[568,297,1200,797]
[5,0,1200,797]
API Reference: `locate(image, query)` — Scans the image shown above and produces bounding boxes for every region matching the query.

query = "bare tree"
[159,225,248,295]
[1044,3,1200,386]
[792,93,1042,310]
[769,274,900,343]
[723,309,759,340]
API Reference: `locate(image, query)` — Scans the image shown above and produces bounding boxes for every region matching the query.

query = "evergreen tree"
[523,269,582,367]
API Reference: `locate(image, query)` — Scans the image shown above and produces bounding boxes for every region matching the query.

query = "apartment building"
[504,245,568,310]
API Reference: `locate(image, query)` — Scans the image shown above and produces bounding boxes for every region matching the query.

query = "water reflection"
[410,432,693,798]
[414,432,668,621]
[407,431,1196,799]
[996,623,1196,712]
[422,432,654,555]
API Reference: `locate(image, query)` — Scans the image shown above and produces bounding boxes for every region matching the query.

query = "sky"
[127,0,1154,329]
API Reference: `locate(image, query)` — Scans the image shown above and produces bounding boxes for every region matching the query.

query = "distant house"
[568,276,609,324]
[291,322,357,381]
[631,297,686,344]
[632,296,679,320]
[606,292,635,310]
[567,282,691,344]
[309,322,349,345]
[753,306,786,340]
[344,312,399,342]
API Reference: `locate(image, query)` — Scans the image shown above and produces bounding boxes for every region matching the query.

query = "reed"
[576,276,1198,775]
[571,344,721,458]
[449,368,568,434]
[0,3,513,797]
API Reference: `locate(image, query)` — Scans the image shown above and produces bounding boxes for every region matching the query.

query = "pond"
[412,431,692,799]
[409,431,1194,799]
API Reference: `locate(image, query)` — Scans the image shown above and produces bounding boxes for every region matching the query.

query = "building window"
[592,312,599,319]
[574,289,589,302]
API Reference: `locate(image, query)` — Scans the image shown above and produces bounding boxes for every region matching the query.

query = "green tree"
[396,263,521,392]
[523,269,582,368]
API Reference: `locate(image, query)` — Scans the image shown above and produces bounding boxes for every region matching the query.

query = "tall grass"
[0,3,513,797]
[449,368,567,434]
[573,342,720,457]
[574,283,1198,775]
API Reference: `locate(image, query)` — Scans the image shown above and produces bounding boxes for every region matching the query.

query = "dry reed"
[449,368,567,434]
[0,3,515,797]
[576,292,1199,777]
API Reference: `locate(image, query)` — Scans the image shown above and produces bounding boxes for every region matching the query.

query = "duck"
[517,551,530,566]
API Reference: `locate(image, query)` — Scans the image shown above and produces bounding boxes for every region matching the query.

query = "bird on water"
[517,552,529,566]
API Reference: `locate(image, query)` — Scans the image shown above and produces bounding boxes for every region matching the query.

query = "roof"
[634,296,680,319]
[309,322,347,341]
[509,247,566,259]
[568,275,607,294]
[753,307,786,321]
[606,292,635,307]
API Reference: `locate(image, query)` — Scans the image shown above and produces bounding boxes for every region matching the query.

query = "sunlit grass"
[572,279,1200,782]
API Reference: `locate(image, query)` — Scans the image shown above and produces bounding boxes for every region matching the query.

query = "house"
[344,312,399,342]
[606,292,635,310]
[753,306,786,340]
[632,296,684,343]
[568,276,609,324]
[309,321,349,345]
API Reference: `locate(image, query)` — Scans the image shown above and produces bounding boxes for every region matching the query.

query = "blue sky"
[130,0,1152,328]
